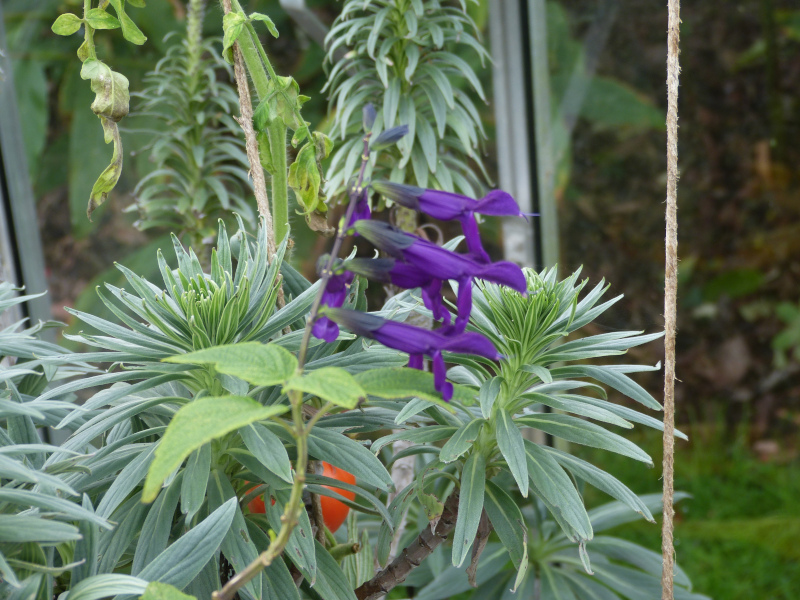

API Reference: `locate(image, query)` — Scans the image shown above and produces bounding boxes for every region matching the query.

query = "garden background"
[2,0,799,597]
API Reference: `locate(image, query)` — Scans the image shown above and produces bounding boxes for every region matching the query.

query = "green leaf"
[581,75,665,130]
[517,413,653,465]
[371,426,457,455]
[307,427,394,491]
[85,8,120,29]
[285,367,365,409]
[523,440,593,541]
[495,408,529,497]
[307,541,358,600]
[180,444,211,519]
[483,481,525,569]
[164,342,298,387]
[355,367,471,406]
[207,472,263,599]
[142,397,287,502]
[287,142,324,214]
[79,59,130,219]
[451,452,486,567]
[546,447,655,522]
[479,377,501,419]
[439,419,484,463]
[138,499,237,589]
[108,0,147,44]
[133,473,183,575]
[249,12,279,38]
[0,516,80,543]
[222,11,247,62]
[52,13,83,36]
[139,582,197,600]
[266,488,316,582]
[240,423,293,483]
[65,574,149,600]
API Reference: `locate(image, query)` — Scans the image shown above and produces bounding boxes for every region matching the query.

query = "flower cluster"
[311,108,528,400]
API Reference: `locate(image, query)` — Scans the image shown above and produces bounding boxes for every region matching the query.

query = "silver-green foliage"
[405,494,709,600]
[0,283,104,594]
[323,0,490,198]
[129,0,254,251]
[25,222,409,600]
[368,268,683,577]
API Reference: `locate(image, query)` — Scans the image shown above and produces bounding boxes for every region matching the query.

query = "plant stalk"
[354,492,460,600]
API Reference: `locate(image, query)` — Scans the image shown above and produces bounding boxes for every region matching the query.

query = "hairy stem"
[355,492,460,600]
[269,121,290,246]
[212,389,308,600]
[296,133,372,368]
[83,0,96,59]
[211,133,369,598]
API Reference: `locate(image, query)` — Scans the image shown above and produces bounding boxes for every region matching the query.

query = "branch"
[355,492,460,600]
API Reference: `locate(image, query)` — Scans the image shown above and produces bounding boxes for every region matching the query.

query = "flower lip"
[322,307,501,361]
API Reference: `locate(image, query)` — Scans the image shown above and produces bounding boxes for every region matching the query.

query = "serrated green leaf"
[142,397,287,502]
[164,342,297,387]
[285,367,364,409]
[354,367,470,407]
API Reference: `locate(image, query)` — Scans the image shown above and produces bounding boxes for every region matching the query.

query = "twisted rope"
[662,0,681,598]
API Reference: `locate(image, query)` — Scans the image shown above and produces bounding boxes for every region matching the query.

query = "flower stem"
[296,132,372,369]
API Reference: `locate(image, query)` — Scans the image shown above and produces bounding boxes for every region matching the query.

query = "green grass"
[575,422,800,600]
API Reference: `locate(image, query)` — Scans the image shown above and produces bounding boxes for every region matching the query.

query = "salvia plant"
[129,0,255,255]
[1,3,709,600]
[323,0,490,200]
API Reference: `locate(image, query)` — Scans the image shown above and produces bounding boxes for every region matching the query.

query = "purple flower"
[312,262,355,343]
[351,220,526,331]
[371,182,527,261]
[323,307,501,400]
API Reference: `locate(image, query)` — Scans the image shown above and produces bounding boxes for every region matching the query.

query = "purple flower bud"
[323,307,501,400]
[311,263,355,342]
[363,104,377,131]
[370,125,409,150]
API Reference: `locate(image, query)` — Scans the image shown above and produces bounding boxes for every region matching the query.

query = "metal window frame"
[0,2,50,327]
